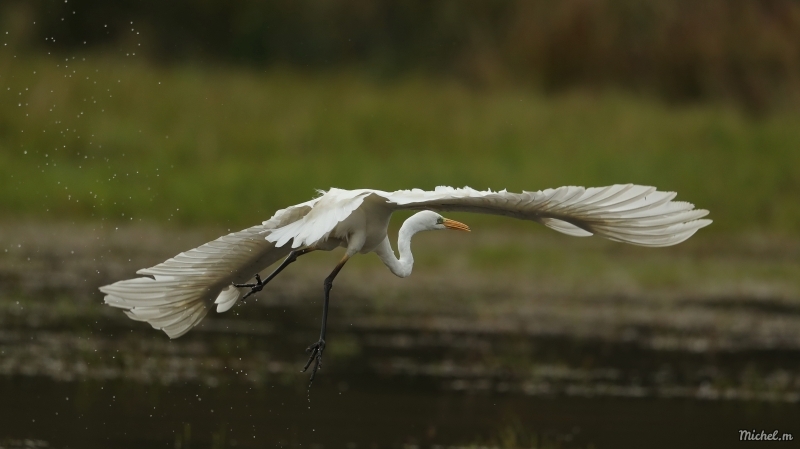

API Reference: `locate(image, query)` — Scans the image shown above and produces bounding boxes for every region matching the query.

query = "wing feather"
[266,188,375,248]
[375,184,711,247]
[100,200,313,338]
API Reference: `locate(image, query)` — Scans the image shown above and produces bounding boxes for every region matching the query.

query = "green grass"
[1,54,799,233]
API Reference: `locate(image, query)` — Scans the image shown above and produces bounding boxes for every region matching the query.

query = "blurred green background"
[1,0,800,233]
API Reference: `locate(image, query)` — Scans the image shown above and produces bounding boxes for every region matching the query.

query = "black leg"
[302,254,350,385]
[233,248,314,300]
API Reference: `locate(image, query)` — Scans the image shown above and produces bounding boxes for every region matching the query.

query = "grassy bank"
[1,55,799,232]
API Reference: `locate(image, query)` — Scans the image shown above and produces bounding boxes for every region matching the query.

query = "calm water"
[1,301,799,449]
[2,375,798,449]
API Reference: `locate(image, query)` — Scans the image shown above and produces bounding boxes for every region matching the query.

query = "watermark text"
[740,430,793,441]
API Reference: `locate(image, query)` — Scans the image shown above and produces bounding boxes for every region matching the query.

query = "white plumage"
[101,184,711,339]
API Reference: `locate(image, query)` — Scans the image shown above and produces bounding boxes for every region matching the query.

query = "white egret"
[100,184,711,382]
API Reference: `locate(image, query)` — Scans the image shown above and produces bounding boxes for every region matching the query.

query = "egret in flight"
[100,185,711,382]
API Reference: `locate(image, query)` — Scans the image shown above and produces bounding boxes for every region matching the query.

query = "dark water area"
[2,300,799,449]
[2,375,798,449]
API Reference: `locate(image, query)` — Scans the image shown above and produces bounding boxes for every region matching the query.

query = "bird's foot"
[302,339,326,385]
[232,274,266,300]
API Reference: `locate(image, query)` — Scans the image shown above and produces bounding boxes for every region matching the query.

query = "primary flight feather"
[100,184,711,383]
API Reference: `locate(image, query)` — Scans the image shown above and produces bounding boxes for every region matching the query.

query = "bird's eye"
[437,218,444,224]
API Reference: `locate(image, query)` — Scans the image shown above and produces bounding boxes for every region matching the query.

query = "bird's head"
[411,210,471,232]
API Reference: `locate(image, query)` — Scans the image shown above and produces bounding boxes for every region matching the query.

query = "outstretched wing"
[374,185,711,247]
[100,197,319,338]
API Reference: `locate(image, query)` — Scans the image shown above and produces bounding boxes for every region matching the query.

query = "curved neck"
[376,216,426,278]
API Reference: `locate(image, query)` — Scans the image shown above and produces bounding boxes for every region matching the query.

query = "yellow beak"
[442,218,471,232]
